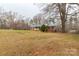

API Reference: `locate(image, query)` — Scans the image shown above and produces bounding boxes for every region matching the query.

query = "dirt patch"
[63,48,77,56]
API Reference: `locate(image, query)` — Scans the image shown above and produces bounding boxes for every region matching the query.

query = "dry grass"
[0,30,79,56]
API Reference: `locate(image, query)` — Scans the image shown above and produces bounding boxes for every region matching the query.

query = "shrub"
[40,24,48,32]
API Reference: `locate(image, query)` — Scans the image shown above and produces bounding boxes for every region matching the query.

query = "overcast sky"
[0,0,78,19]
[0,3,40,18]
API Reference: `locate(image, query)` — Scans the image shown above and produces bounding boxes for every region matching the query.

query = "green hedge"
[40,24,48,32]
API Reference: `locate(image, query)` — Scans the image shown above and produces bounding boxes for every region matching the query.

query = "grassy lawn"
[0,30,79,56]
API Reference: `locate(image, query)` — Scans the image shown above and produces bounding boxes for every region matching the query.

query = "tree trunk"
[61,19,66,32]
[58,3,66,33]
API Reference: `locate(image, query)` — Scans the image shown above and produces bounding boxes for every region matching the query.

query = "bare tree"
[39,3,79,33]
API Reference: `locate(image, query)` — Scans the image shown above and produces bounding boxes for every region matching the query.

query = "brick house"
[30,23,56,32]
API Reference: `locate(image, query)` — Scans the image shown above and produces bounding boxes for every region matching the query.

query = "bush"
[40,24,48,32]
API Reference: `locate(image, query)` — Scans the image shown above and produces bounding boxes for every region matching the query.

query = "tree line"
[0,8,30,30]
[0,3,79,33]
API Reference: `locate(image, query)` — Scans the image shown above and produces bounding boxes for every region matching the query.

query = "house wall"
[47,26,56,32]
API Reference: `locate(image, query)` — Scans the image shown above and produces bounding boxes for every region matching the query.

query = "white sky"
[0,0,79,19]
[0,3,41,18]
